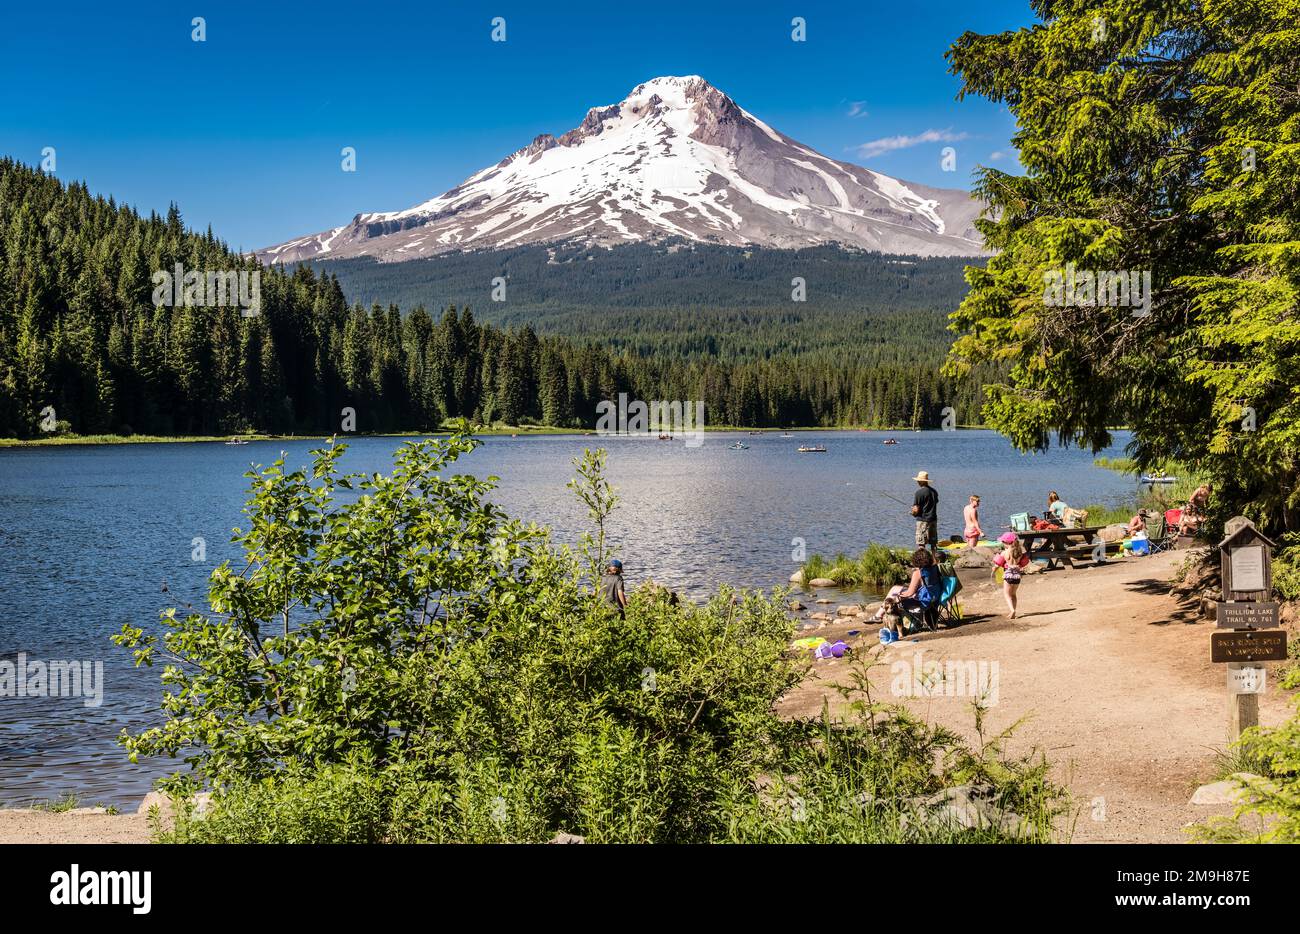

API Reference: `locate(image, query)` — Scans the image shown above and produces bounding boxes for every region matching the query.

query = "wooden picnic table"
[1016,526,1106,569]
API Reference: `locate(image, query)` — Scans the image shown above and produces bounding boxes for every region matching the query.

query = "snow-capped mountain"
[256,76,985,264]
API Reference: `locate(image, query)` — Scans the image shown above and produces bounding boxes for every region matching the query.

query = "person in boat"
[601,559,628,619]
[962,494,983,548]
[872,548,942,636]
[911,471,939,553]
[1179,483,1212,536]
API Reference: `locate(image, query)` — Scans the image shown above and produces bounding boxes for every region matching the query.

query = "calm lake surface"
[0,429,1138,806]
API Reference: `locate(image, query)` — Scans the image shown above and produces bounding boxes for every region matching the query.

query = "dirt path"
[0,809,150,844]
[779,549,1295,843]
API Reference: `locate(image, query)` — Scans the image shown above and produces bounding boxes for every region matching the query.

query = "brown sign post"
[1210,629,1287,663]
[1215,601,1280,630]
[1212,518,1283,741]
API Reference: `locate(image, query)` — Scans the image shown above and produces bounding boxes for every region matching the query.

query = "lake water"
[0,429,1138,807]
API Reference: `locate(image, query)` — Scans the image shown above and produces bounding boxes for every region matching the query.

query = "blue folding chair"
[900,565,963,631]
[936,570,964,625]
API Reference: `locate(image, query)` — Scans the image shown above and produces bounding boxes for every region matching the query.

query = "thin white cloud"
[846,100,868,118]
[853,128,970,159]
[988,150,1006,161]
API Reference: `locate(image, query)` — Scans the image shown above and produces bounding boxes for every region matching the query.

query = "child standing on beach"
[962,495,983,548]
[992,531,1029,619]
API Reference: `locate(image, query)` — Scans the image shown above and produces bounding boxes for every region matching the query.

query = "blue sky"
[0,0,1036,250]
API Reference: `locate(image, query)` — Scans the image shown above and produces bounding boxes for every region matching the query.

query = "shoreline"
[0,424,1012,449]
[3,547,1289,844]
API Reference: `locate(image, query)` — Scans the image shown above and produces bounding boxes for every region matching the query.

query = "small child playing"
[992,531,1029,619]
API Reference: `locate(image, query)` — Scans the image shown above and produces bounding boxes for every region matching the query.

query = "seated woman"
[1179,483,1212,536]
[1046,491,1069,522]
[1127,510,1148,537]
[872,548,942,637]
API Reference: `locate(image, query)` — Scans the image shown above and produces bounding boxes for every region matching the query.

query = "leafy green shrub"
[858,543,912,587]
[1271,542,1300,602]
[1194,665,1300,843]
[163,687,1065,844]
[799,544,910,589]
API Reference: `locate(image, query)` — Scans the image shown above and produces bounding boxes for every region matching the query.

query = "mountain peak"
[256,77,985,264]
[624,74,713,104]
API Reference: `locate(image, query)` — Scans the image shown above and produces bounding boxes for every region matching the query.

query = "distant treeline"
[0,158,990,437]
[311,239,975,316]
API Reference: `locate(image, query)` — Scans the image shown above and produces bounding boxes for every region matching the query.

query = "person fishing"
[601,558,628,618]
[911,471,939,554]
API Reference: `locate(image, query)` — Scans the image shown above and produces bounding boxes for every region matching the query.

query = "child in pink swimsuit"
[992,531,1030,618]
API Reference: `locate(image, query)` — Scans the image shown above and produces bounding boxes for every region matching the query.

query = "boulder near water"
[953,548,993,570]
[1098,523,1128,543]
[807,578,837,588]
[136,791,211,821]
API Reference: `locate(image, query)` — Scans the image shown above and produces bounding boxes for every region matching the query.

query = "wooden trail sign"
[1210,629,1287,663]
[1218,519,1275,603]
[1213,517,1280,742]
[1216,601,1280,630]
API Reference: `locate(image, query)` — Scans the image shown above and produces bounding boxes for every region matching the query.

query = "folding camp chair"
[936,568,964,625]
[900,564,963,632]
[900,601,941,633]
[1147,513,1177,553]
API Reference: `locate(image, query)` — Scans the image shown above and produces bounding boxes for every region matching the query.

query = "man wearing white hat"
[911,470,939,553]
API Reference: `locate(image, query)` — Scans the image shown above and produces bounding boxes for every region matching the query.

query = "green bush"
[798,544,911,589]
[1194,665,1300,843]
[1272,541,1300,602]
[162,689,1065,844]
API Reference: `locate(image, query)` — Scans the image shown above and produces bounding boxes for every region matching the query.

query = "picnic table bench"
[1016,526,1106,569]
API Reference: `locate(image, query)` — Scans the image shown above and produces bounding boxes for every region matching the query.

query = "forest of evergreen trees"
[0,158,990,438]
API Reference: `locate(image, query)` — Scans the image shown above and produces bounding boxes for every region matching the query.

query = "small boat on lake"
[797,445,827,453]
[730,441,749,450]
[883,438,899,445]
[225,437,249,446]
[1140,473,1177,484]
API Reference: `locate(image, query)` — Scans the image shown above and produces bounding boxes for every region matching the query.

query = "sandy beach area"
[779,548,1295,843]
